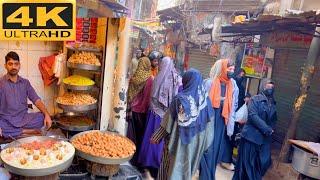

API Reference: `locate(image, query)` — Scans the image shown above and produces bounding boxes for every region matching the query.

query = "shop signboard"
[0,0,76,41]
[241,44,267,78]
[260,31,312,49]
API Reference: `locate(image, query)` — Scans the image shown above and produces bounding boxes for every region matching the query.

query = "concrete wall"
[282,0,320,11]
[300,0,320,11]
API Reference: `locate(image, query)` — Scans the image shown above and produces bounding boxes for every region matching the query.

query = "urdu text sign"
[0,0,76,41]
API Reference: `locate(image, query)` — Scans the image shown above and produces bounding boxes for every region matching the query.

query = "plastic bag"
[235,104,248,123]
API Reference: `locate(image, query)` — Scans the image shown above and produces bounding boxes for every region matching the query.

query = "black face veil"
[259,78,274,93]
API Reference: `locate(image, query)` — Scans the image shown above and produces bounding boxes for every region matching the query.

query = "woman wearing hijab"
[234,68,246,110]
[233,78,277,180]
[137,57,181,178]
[127,57,154,170]
[200,59,239,180]
[151,69,214,180]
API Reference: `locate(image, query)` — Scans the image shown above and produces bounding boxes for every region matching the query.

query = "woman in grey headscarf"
[233,78,277,180]
[137,57,181,178]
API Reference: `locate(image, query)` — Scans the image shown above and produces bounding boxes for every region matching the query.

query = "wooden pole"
[278,26,320,162]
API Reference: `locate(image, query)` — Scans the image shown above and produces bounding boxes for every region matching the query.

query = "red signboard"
[261,31,312,49]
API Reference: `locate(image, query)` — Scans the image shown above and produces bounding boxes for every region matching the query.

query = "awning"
[132,21,165,39]
[157,6,185,22]
[221,11,320,37]
[132,20,161,28]
[100,0,128,14]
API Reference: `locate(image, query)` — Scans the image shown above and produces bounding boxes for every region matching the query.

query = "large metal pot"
[1,136,75,177]
[292,145,320,179]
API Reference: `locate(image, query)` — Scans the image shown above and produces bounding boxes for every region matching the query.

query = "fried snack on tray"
[68,52,101,66]
[20,140,56,150]
[63,75,95,86]
[56,92,97,106]
[1,140,74,169]
[58,116,94,127]
[72,131,136,159]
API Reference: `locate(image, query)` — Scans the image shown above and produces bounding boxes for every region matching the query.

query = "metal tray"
[54,112,84,119]
[56,121,95,132]
[57,102,97,112]
[66,45,102,53]
[54,113,95,131]
[70,130,135,165]
[64,84,94,91]
[67,62,101,71]
[1,136,75,177]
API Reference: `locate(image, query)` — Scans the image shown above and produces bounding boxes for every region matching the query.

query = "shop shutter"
[188,48,215,78]
[272,49,320,143]
[272,49,304,143]
[298,53,320,142]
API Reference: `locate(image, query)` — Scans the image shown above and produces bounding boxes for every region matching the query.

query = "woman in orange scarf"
[200,59,239,180]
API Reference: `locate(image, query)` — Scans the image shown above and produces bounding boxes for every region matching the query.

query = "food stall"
[0,0,136,179]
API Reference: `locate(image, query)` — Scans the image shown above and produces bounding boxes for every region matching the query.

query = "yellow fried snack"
[72,131,136,159]
[68,52,101,66]
[56,92,97,106]
[63,75,95,86]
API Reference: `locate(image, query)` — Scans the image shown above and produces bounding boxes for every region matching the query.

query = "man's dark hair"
[5,51,20,63]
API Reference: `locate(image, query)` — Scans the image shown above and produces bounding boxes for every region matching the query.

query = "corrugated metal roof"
[221,11,320,35]
[100,0,128,13]
[186,0,261,12]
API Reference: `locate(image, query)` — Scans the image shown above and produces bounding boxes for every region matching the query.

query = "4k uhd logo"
[0,0,76,41]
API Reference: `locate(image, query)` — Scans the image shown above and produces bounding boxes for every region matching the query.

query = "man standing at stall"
[0,51,52,138]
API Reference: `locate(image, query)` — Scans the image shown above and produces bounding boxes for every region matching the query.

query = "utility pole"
[138,0,143,20]
[278,26,320,162]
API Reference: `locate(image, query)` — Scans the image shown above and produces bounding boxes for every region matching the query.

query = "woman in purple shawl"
[138,57,181,178]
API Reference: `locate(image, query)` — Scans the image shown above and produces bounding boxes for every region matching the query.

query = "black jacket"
[241,93,277,145]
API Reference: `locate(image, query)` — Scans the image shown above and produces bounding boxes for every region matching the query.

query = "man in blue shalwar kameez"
[0,51,52,138]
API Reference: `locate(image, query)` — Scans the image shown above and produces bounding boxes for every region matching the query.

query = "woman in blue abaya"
[232,78,277,180]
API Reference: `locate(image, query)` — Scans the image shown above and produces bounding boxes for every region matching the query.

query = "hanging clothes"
[38,54,57,86]
[53,53,67,85]
[151,69,214,180]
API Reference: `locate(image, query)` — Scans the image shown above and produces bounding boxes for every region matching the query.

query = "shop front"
[0,0,139,179]
[260,31,320,143]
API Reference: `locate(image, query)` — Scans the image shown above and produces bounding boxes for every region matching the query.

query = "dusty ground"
[264,162,300,180]
[213,162,299,180]
[196,145,300,180]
